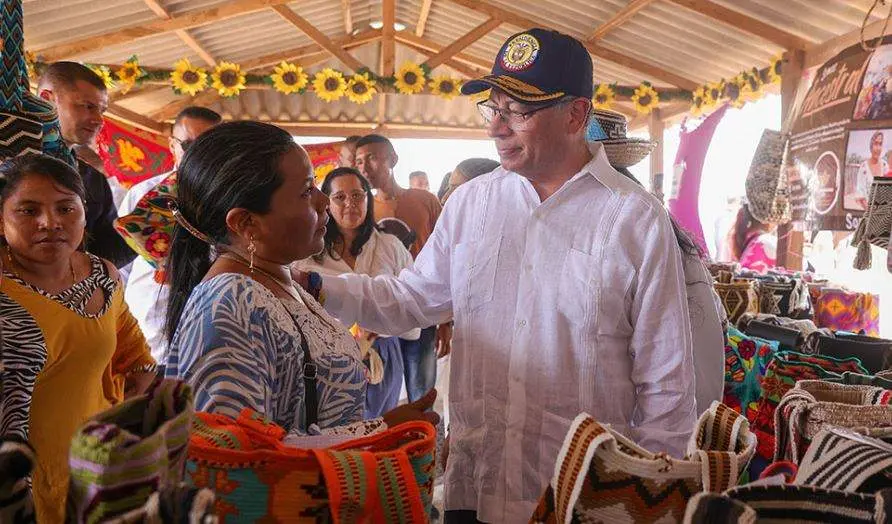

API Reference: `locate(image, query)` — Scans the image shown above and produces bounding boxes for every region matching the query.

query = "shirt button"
[518,320,526,327]
[525,264,533,272]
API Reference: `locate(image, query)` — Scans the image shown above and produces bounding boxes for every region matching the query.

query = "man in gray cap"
[303,28,696,522]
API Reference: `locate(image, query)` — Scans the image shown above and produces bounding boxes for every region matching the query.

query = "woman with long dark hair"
[295,167,418,417]
[162,122,436,444]
[728,201,777,272]
[0,154,155,521]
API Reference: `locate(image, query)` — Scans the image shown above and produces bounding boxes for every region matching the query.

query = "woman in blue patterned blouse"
[162,121,437,445]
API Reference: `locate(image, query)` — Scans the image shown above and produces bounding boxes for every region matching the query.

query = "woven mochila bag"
[530,402,756,524]
[715,279,760,325]
[773,380,892,464]
[186,409,436,523]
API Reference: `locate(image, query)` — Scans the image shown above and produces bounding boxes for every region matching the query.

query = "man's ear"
[38,88,55,103]
[389,151,399,169]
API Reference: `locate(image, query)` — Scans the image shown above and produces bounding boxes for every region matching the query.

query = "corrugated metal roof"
[22,0,885,128]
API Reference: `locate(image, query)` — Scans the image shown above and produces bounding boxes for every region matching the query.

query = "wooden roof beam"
[141,0,218,66]
[382,0,396,76]
[106,102,166,133]
[241,29,380,71]
[152,90,221,121]
[395,33,492,71]
[271,5,366,72]
[36,0,291,62]
[588,0,657,42]
[665,0,809,50]
[423,17,501,69]
[399,41,484,77]
[415,0,434,37]
[444,0,698,90]
[342,0,353,34]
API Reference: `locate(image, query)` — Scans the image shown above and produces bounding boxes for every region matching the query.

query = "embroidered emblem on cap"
[501,34,540,72]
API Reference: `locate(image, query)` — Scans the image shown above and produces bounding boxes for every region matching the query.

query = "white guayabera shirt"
[323,143,697,522]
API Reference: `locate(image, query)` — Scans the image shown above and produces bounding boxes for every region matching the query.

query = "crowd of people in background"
[0,27,732,524]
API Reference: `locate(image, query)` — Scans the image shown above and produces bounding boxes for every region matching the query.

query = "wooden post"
[776,49,805,271]
[648,108,665,202]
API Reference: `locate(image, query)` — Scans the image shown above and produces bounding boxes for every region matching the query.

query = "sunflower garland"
[701,80,725,111]
[346,73,377,104]
[726,75,748,108]
[211,62,246,97]
[592,84,616,110]
[767,55,782,85]
[395,62,426,95]
[632,82,659,114]
[313,68,347,102]
[690,87,706,116]
[270,62,308,95]
[115,57,143,94]
[87,65,116,90]
[25,51,37,80]
[741,68,764,102]
[430,75,461,100]
[171,59,207,96]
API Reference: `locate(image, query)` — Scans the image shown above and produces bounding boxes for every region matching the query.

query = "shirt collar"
[573,142,622,194]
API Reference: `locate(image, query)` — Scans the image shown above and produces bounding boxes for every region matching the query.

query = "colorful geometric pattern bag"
[810,287,881,336]
[714,279,760,325]
[113,171,177,281]
[748,352,867,477]
[186,409,436,523]
[67,379,198,522]
[530,402,756,524]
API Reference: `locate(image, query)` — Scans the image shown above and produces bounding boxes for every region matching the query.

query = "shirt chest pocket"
[558,249,633,336]
[557,248,597,323]
[452,240,499,313]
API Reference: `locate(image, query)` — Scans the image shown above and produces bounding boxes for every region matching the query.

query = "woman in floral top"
[162,122,437,445]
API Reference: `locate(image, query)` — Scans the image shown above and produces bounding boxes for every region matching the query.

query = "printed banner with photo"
[788,35,892,231]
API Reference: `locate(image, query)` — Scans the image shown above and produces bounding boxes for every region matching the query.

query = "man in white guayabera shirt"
[118,106,221,360]
[304,28,696,523]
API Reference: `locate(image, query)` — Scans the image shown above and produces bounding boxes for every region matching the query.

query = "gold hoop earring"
[247,238,256,273]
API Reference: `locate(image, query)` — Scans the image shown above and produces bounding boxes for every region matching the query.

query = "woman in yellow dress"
[0,154,155,523]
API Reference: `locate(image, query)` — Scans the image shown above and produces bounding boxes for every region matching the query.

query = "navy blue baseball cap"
[461,28,593,104]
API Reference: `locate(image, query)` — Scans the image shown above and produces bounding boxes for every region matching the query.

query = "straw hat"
[585,108,657,168]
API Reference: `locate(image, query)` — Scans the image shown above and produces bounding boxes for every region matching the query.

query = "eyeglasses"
[171,136,194,152]
[329,191,367,206]
[477,97,574,131]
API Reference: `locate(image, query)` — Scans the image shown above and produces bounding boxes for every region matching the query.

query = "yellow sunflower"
[170,59,207,96]
[703,80,725,109]
[429,75,461,100]
[88,65,116,90]
[115,59,143,94]
[767,55,782,85]
[312,69,346,102]
[592,84,615,110]
[631,83,659,115]
[394,62,426,95]
[270,62,308,95]
[211,62,246,98]
[742,68,764,102]
[25,51,37,80]
[346,73,376,104]
[690,86,706,117]
[727,75,747,108]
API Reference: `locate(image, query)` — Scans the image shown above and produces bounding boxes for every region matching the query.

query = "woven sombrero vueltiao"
[586,108,657,168]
